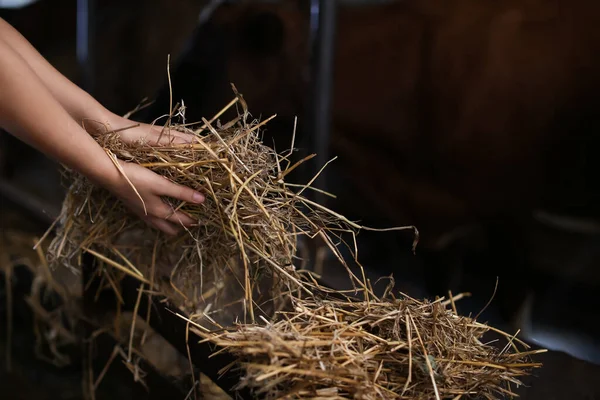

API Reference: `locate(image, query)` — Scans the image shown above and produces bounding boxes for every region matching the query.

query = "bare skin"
[0,18,203,235]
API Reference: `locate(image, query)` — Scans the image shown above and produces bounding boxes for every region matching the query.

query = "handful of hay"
[44,87,543,399]
[48,91,346,324]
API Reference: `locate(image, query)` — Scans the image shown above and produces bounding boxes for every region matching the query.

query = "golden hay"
[47,89,365,326]
[200,291,543,400]
[42,86,543,399]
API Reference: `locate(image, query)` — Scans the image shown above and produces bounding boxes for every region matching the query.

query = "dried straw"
[196,287,544,400]
[0,229,80,369]
[41,81,543,398]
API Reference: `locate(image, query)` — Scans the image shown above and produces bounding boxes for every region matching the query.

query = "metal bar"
[299,0,338,273]
[76,0,95,95]
[306,0,337,206]
[198,0,226,26]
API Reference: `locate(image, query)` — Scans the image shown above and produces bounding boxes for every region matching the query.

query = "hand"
[83,115,199,146]
[104,114,197,146]
[115,118,199,146]
[102,116,204,235]
[108,159,205,235]
[0,25,203,237]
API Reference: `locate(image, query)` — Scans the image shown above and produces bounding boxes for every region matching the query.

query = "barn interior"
[1,0,600,398]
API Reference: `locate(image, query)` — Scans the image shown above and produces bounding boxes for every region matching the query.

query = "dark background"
[1,0,600,398]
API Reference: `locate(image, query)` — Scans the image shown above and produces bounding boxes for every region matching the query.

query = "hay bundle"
[48,91,346,324]
[44,87,543,399]
[204,291,541,400]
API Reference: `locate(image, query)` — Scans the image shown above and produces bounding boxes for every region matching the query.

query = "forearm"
[0,17,120,129]
[0,38,120,189]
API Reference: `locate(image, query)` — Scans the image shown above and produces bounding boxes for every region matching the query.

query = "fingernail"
[193,192,205,203]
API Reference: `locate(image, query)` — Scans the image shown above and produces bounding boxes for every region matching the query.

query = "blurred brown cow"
[163,0,600,250]
[147,0,600,317]
[6,0,600,246]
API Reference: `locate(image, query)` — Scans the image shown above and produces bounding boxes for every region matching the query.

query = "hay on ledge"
[198,289,543,400]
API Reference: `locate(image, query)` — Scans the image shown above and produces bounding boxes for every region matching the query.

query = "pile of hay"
[202,290,541,400]
[43,87,543,399]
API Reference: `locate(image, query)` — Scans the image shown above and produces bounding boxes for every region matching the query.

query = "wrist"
[84,149,126,193]
[80,108,123,137]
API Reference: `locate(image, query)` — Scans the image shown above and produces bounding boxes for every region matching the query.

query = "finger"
[149,126,199,146]
[159,179,205,204]
[163,129,199,145]
[164,208,198,227]
[148,198,197,226]
[148,216,181,236]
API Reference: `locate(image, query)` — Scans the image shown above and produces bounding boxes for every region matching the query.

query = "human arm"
[0,17,182,143]
[0,17,113,127]
[0,36,203,235]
